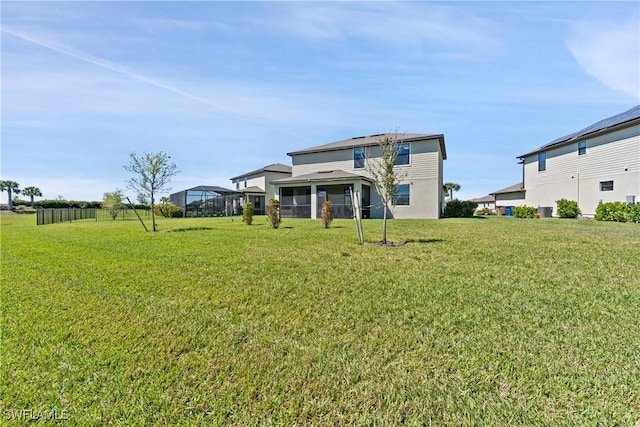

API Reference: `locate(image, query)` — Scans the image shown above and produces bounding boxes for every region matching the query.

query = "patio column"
[310,184,317,219]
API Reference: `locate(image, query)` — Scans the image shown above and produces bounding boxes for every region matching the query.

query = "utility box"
[537,207,553,218]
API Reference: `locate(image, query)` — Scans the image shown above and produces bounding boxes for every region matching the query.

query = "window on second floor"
[354,147,365,169]
[600,180,613,191]
[578,141,587,155]
[538,152,546,172]
[395,143,410,166]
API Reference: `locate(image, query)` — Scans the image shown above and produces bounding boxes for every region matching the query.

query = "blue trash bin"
[505,206,513,216]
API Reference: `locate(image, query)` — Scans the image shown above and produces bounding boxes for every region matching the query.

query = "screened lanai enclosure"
[279,184,369,219]
[169,186,240,217]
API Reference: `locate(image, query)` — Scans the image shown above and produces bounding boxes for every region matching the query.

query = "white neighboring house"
[517,105,640,217]
[469,194,496,212]
[229,163,292,214]
[272,133,447,219]
[490,183,526,215]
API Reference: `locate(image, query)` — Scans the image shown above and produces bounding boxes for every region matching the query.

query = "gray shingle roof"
[519,105,640,158]
[287,133,447,159]
[469,195,495,203]
[271,170,373,184]
[230,163,292,181]
[490,183,524,196]
[238,186,265,194]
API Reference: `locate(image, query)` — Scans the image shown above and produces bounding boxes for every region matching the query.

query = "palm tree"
[444,182,461,201]
[22,186,43,208]
[0,180,21,211]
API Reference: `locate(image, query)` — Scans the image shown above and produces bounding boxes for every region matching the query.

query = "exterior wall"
[231,171,291,200]
[523,125,640,217]
[495,192,526,207]
[263,171,289,200]
[290,138,444,219]
[474,200,495,210]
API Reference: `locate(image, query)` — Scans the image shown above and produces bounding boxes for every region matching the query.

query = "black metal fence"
[37,208,151,225]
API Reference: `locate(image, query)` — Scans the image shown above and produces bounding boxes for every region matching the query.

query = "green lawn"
[2,213,639,425]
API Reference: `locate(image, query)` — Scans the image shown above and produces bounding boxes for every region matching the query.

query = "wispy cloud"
[1,27,307,139]
[257,2,502,56]
[566,19,640,99]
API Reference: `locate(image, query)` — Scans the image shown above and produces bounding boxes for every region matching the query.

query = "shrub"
[556,198,581,218]
[595,201,628,222]
[475,208,493,216]
[443,199,477,218]
[36,199,102,208]
[625,203,640,223]
[154,201,183,218]
[321,201,333,228]
[267,198,281,229]
[513,205,536,218]
[596,201,640,223]
[242,202,254,225]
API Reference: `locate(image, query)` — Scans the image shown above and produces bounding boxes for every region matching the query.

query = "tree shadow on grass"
[405,238,445,244]
[167,227,213,232]
[367,239,444,247]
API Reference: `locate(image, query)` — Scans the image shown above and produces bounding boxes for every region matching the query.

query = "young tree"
[103,190,124,220]
[22,186,43,208]
[0,180,20,211]
[321,200,333,228]
[124,151,179,232]
[267,198,281,229]
[365,132,407,244]
[242,201,254,225]
[444,182,461,201]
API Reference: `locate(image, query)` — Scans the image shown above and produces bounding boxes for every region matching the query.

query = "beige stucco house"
[272,133,447,219]
[229,163,292,214]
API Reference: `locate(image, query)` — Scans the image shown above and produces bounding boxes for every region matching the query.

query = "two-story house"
[271,133,447,219]
[229,163,292,215]
[517,105,640,217]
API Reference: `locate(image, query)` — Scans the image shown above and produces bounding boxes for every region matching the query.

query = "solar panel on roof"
[537,105,640,152]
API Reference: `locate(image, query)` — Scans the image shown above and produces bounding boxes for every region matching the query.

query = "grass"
[1,213,639,425]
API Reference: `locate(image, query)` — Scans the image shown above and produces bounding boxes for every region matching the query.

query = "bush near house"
[475,208,494,216]
[242,202,254,225]
[596,202,640,223]
[512,205,536,218]
[267,198,281,228]
[556,199,581,218]
[321,201,333,228]
[443,199,477,218]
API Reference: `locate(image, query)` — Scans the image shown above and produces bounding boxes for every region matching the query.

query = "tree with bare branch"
[366,131,407,244]
[124,151,179,232]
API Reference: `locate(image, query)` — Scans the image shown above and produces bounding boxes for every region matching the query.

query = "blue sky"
[2,1,639,203]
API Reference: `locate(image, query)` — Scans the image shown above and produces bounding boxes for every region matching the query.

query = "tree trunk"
[382,202,388,244]
[150,194,156,232]
[30,196,35,208]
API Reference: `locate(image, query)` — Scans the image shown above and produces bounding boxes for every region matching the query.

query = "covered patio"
[272,171,372,219]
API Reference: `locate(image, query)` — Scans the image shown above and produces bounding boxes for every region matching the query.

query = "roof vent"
[318,170,334,174]
[369,133,384,137]
[351,136,366,139]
